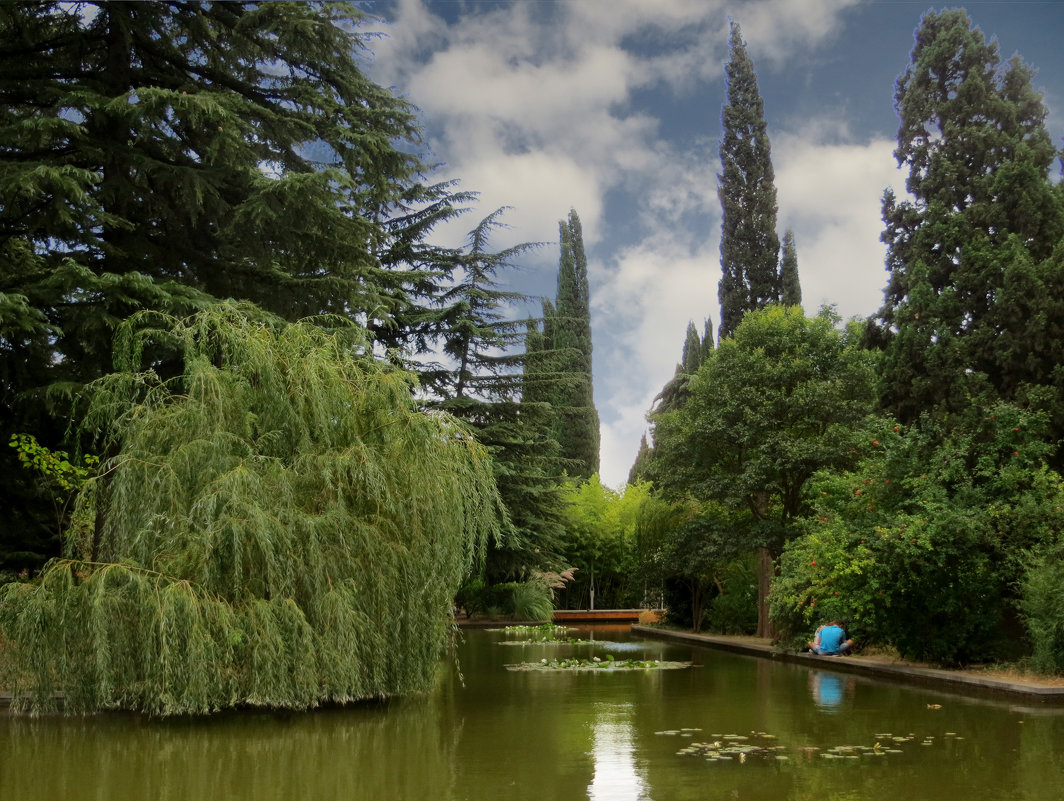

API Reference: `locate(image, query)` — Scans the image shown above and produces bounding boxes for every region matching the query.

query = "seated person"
[808,621,854,655]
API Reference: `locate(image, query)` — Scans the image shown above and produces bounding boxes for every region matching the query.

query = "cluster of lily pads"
[507,655,692,672]
[658,730,789,762]
[501,624,575,636]
[656,728,966,763]
[495,624,595,645]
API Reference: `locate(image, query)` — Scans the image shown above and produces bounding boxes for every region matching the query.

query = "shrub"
[771,404,1064,664]
[1020,545,1064,673]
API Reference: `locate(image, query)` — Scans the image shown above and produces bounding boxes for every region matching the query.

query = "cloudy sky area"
[363,0,1064,489]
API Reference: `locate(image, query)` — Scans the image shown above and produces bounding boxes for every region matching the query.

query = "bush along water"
[771,404,1064,666]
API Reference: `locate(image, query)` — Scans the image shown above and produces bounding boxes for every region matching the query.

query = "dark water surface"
[2,625,1063,801]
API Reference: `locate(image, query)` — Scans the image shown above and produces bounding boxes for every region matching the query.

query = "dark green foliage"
[633,318,713,483]
[627,433,653,485]
[421,210,567,584]
[548,209,600,479]
[771,405,1064,664]
[780,230,802,307]
[872,9,1064,425]
[704,553,758,635]
[654,307,877,635]
[635,495,744,632]
[0,1,459,568]
[717,22,781,341]
[0,307,503,714]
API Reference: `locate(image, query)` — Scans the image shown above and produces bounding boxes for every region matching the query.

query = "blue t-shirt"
[817,625,846,654]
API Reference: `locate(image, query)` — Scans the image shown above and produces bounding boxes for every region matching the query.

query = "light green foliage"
[557,477,650,609]
[771,404,1064,664]
[510,578,555,622]
[0,307,502,714]
[1021,542,1064,673]
[8,433,98,548]
[9,434,97,494]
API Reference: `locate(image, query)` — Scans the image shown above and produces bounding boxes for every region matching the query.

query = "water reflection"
[4,629,1064,801]
[809,671,855,713]
[587,703,645,801]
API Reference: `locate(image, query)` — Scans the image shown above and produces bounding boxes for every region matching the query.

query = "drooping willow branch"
[0,305,504,715]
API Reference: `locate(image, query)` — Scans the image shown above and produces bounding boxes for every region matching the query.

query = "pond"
[2,625,1063,801]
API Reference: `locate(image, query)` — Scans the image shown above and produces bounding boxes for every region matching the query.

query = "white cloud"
[773,130,906,321]
[591,234,721,489]
[363,0,895,489]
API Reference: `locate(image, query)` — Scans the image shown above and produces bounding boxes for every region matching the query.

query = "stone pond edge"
[630,624,1064,704]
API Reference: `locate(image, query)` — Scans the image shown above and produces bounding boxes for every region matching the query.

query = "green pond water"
[3,625,1063,801]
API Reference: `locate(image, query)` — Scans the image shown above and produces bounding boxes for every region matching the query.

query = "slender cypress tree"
[423,210,566,582]
[717,22,781,341]
[550,209,600,479]
[780,230,802,307]
[871,10,1064,424]
[638,318,715,484]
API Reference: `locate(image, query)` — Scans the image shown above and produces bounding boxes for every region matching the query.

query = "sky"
[361,0,1064,489]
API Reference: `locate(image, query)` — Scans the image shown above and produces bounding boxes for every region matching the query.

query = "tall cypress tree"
[717,22,781,341]
[780,230,802,307]
[423,210,566,581]
[871,9,1064,424]
[550,209,600,479]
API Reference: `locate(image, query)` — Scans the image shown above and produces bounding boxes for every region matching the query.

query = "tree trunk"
[755,545,774,639]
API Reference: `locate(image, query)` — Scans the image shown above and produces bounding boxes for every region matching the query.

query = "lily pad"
[506,657,693,672]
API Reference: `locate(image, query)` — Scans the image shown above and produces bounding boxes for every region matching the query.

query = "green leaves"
[0,308,504,714]
[874,9,1064,426]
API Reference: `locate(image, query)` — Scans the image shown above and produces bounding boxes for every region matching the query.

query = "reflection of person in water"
[812,672,844,707]
[810,671,854,711]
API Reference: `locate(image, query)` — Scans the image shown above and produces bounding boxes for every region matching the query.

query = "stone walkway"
[631,625,1064,704]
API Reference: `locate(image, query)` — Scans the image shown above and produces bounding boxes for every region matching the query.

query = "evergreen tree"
[0,2,456,569]
[422,210,566,581]
[549,209,600,479]
[681,320,704,374]
[871,9,1064,424]
[635,318,715,485]
[780,229,802,307]
[717,22,781,341]
[700,317,715,365]
[627,433,653,485]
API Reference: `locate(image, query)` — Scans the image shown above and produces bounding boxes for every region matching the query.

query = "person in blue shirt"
[808,621,854,655]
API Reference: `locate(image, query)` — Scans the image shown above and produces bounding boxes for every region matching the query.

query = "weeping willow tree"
[0,306,503,715]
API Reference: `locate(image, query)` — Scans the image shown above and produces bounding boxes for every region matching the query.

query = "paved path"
[631,625,1064,704]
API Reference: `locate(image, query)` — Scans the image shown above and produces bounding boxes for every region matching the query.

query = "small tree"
[656,307,877,637]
